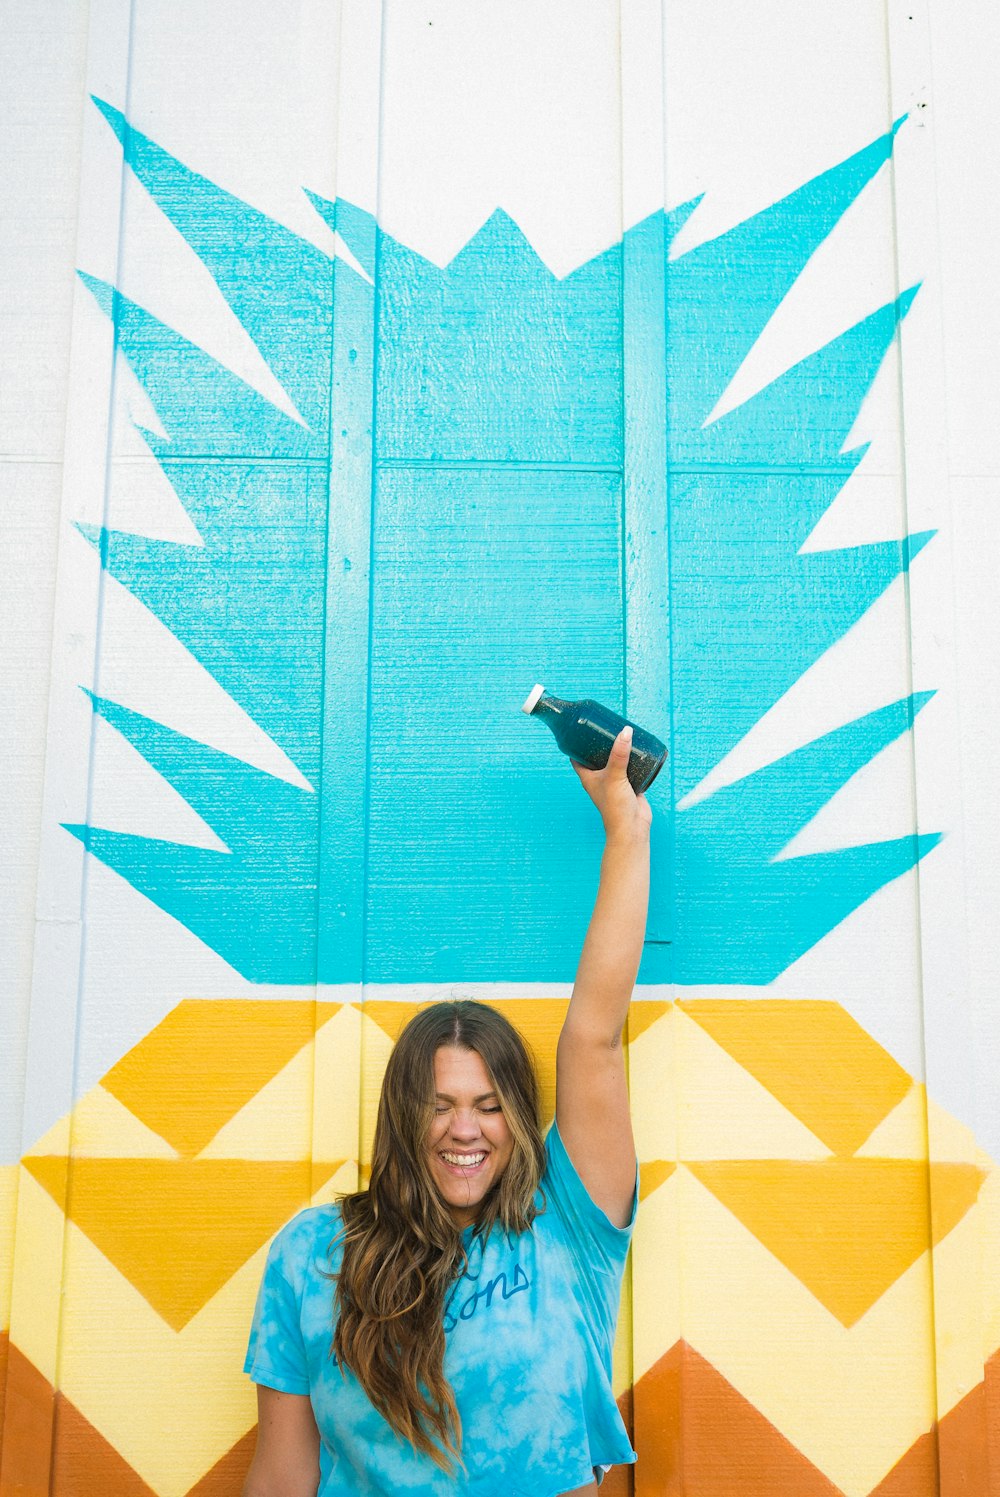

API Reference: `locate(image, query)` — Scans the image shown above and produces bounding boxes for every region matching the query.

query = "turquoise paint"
[670,693,940,982]
[363,466,623,979]
[89,97,337,433]
[65,692,319,981]
[372,209,624,465]
[67,101,936,984]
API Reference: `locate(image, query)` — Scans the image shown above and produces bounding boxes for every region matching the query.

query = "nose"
[448,1108,481,1142]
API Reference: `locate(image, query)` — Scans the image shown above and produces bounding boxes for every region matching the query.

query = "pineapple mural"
[2,75,994,1497]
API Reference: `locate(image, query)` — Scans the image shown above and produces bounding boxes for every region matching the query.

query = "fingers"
[612,724,633,773]
[571,728,632,781]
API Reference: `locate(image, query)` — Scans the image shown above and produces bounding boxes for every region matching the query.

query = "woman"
[243,724,652,1496]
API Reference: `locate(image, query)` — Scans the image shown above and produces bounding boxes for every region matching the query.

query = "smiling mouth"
[439,1151,488,1172]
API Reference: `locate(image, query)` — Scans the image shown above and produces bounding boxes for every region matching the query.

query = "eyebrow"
[434,1092,499,1104]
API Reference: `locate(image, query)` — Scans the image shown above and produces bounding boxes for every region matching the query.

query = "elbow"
[243,1473,315,1497]
[242,1469,320,1497]
[558,1020,624,1058]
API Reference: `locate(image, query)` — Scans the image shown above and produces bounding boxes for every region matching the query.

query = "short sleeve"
[244,1226,311,1395]
[541,1120,638,1353]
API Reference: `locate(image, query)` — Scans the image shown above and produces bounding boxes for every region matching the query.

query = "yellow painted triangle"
[202,1007,363,1164]
[688,1159,985,1326]
[0,1164,16,1331]
[855,1083,986,1167]
[196,1043,315,1161]
[313,1005,363,1164]
[627,1004,678,1163]
[22,1156,343,1331]
[313,1160,359,1203]
[673,1008,833,1160]
[311,1160,342,1196]
[853,1082,925,1158]
[362,997,668,1132]
[102,1000,340,1157]
[680,1000,912,1156]
[360,1000,425,1044]
[612,1248,633,1398]
[627,1000,672,1042]
[639,1160,676,1201]
[24,1085,178,1160]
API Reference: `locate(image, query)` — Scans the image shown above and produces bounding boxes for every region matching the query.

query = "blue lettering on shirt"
[443,1239,531,1333]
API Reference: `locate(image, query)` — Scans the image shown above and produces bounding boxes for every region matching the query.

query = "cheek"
[496,1124,516,1166]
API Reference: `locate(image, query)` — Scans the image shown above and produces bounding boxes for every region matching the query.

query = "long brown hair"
[332,1001,545,1470]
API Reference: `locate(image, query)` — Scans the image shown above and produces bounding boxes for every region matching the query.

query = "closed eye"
[433,1103,502,1114]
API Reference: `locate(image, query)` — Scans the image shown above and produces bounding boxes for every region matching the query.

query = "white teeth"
[441,1152,486,1166]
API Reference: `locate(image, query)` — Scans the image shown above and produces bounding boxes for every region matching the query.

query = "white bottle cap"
[521,683,545,714]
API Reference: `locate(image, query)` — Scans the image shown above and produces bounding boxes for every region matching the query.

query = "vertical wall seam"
[50,0,140,1487]
[614,6,635,1473]
[310,0,348,1197]
[660,2,684,1485]
[358,0,389,1183]
[0,0,114,1470]
[618,0,673,1482]
[881,0,942,1481]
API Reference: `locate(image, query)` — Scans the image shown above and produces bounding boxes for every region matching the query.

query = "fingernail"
[622,725,633,739]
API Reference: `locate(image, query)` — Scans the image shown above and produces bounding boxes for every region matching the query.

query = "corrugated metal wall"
[2,2,998,1493]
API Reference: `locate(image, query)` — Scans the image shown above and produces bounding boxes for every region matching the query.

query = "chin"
[434,1173,496,1223]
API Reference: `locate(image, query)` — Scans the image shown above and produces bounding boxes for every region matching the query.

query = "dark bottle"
[521,684,667,794]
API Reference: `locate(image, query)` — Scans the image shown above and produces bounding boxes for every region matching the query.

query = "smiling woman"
[427,1049,516,1225]
[241,727,651,1497]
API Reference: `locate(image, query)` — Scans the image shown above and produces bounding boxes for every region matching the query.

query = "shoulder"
[540,1121,636,1251]
[267,1202,345,1281]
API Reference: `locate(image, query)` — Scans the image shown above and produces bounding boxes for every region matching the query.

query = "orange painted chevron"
[185,1427,256,1495]
[0,1338,155,1497]
[6,1324,1000,1495]
[868,1347,1000,1496]
[600,1387,634,1496]
[599,1453,634,1495]
[0,1332,7,1462]
[0,1333,54,1497]
[630,1341,845,1497]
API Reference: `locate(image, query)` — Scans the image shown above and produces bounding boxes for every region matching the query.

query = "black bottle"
[521,684,667,794]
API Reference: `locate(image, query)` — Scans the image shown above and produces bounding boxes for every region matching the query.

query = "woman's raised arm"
[555,726,652,1227]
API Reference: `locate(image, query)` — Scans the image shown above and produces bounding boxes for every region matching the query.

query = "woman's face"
[426,1045,515,1228]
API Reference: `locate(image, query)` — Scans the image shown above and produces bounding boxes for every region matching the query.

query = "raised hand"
[570,725,653,840]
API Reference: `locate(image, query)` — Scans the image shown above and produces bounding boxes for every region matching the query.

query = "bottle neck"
[533,693,570,725]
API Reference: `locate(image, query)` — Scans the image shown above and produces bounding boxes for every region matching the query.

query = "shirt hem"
[243,1359,311,1397]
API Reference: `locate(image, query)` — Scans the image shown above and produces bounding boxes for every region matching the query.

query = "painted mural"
[2,8,997,1497]
[63,107,934,987]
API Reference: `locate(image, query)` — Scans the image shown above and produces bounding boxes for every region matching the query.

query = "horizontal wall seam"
[374,459,625,472]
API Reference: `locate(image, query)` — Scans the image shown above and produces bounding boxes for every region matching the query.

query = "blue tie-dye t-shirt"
[244,1121,637,1496]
